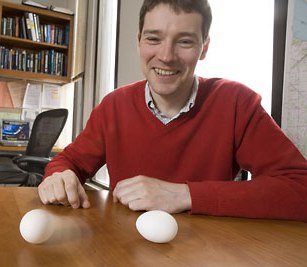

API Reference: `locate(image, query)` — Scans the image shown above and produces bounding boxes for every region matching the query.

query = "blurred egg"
[136,210,178,243]
[20,209,55,244]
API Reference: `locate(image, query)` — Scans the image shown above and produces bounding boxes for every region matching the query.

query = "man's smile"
[154,68,179,76]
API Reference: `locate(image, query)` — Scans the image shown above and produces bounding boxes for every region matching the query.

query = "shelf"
[2,1,73,21]
[0,1,74,84]
[0,35,68,50]
[0,68,69,84]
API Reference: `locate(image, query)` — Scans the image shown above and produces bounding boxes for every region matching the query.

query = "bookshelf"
[0,1,74,83]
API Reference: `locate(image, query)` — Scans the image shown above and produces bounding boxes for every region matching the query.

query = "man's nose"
[157,41,176,63]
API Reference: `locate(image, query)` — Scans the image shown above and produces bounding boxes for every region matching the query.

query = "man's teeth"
[154,68,177,76]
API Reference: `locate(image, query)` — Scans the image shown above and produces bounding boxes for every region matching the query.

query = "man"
[38,0,307,221]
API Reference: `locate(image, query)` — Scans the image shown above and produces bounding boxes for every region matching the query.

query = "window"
[89,0,119,187]
[195,0,275,113]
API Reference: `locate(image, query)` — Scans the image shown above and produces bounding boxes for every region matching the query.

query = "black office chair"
[0,108,68,186]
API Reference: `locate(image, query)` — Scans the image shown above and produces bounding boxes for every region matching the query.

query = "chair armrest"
[15,156,51,169]
[0,151,23,158]
[13,156,50,187]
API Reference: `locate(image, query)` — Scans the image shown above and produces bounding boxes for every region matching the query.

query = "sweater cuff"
[187,181,221,215]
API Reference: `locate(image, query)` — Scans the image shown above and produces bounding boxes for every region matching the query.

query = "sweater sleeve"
[188,89,307,222]
[43,102,107,184]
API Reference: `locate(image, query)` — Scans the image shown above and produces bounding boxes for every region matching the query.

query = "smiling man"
[38,0,307,222]
[138,3,208,119]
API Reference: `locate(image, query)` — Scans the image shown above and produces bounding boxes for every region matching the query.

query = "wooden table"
[1,187,307,267]
[0,145,63,154]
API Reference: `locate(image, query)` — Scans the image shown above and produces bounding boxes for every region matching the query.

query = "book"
[14,16,20,38]
[19,16,27,39]
[33,13,41,42]
[49,6,74,15]
[22,0,48,9]
[24,12,32,40]
[28,12,38,41]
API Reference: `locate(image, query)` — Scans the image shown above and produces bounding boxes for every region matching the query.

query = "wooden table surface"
[0,187,306,267]
[0,145,63,153]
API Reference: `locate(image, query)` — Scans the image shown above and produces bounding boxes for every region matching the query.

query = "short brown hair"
[139,0,212,41]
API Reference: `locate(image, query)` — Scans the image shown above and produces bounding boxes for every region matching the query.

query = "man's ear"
[137,32,141,46]
[199,37,210,60]
[137,32,141,53]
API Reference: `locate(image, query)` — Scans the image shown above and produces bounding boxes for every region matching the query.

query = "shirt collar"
[145,77,199,124]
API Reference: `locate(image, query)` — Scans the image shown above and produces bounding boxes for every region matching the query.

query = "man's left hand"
[112,175,191,213]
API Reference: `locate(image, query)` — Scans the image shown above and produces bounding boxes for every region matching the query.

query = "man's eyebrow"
[142,30,161,35]
[142,30,198,39]
[177,32,199,39]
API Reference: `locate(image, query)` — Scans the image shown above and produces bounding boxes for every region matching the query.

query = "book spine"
[50,24,55,44]
[14,16,20,37]
[33,13,42,42]
[44,50,49,73]
[40,24,44,42]
[64,24,70,46]
[28,12,37,41]
[20,16,27,39]
[1,17,6,35]
[0,46,4,69]
[7,17,13,36]
[24,12,32,40]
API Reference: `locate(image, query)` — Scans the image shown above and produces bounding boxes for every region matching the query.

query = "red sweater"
[45,78,307,221]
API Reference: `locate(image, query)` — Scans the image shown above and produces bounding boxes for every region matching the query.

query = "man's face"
[138,4,208,102]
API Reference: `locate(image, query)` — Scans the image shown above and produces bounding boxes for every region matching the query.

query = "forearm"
[43,152,84,182]
[187,175,307,221]
[44,143,104,184]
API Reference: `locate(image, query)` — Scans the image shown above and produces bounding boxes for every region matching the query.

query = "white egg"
[19,209,55,244]
[136,210,178,243]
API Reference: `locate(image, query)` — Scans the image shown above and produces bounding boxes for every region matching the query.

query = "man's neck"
[149,79,196,118]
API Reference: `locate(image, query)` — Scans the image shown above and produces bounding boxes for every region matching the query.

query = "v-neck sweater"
[44,78,307,221]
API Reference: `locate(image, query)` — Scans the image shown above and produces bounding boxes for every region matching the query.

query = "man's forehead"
[142,6,203,35]
[144,3,199,17]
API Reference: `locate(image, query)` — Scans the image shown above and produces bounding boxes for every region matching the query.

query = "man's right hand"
[38,169,91,209]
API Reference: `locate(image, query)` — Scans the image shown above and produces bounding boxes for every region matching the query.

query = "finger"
[38,180,59,205]
[127,198,148,211]
[64,180,81,209]
[114,185,143,207]
[38,183,49,204]
[112,183,122,202]
[115,176,143,189]
[112,184,123,202]
[112,193,119,203]
[113,184,134,204]
[113,177,143,200]
[38,178,53,204]
[47,184,61,205]
[53,178,70,206]
[77,183,91,208]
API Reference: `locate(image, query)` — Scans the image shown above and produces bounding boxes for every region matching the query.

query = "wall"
[67,0,87,78]
[117,0,143,87]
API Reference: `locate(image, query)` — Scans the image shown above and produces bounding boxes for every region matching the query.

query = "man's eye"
[145,37,160,44]
[178,39,194,47]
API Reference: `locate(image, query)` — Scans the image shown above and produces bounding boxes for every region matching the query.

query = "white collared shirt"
[145,77,199,125]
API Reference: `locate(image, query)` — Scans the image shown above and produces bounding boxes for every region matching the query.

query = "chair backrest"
[25,109,68,157]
